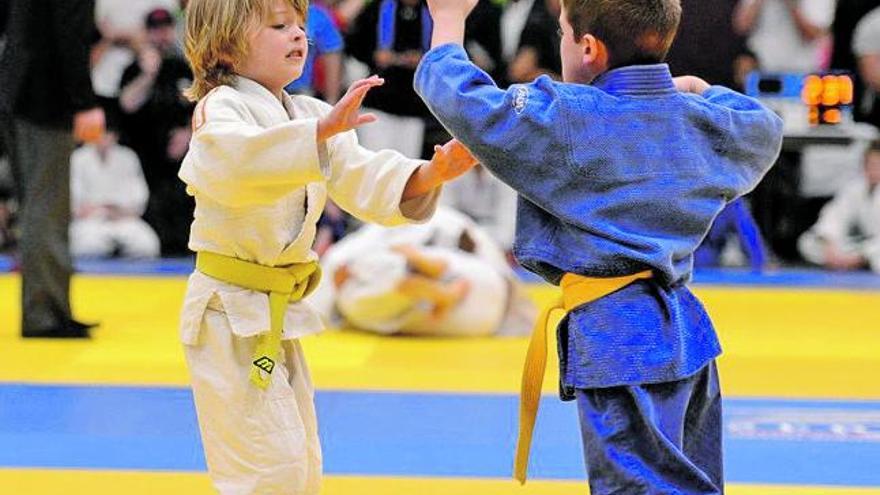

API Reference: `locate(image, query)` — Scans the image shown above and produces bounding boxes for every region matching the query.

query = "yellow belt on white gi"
[196,251,321,389]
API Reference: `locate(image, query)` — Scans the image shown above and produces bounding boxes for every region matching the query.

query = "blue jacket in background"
[285,4,344,94]
[414,44,783,391]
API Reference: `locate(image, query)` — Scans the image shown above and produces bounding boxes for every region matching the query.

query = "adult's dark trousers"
[3,117,75,336]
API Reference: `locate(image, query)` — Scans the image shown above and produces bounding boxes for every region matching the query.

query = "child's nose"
[291,25,305,41]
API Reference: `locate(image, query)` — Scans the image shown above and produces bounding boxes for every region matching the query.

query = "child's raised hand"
[673,76,710,95]
[429,139,478,182]
[426,0,479,47]
[426,0,479,20]
[317,76,384,143]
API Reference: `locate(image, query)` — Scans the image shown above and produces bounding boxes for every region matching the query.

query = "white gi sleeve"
[285,97,440,225]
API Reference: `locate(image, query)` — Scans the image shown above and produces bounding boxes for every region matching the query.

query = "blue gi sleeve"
[414,43,572,203]
[701,86,784,195]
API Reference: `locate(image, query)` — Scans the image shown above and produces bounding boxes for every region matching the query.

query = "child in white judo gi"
[177,0,477,493]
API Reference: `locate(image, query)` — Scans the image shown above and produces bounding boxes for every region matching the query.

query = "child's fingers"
[348,85,371,101]
[441,139,463,155]
[346,80,373,94]
[336,85,371,114]
[342,81,369,100]
[350,85,374,108]
[355,113,378,126]
[346,76,385,94]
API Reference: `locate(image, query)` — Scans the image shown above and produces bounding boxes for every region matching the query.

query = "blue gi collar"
[592,64,677,97]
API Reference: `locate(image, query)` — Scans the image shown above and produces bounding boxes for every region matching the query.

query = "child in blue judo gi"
[413,0,784,493]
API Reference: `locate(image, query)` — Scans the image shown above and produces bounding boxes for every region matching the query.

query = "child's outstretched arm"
[671,74,783,200]
[181,76,387,209]
[402,140,477,200]
[318,89,474,226]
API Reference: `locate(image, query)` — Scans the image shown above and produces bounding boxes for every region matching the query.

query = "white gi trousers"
[70,217,160,258]
[184,299,322,495]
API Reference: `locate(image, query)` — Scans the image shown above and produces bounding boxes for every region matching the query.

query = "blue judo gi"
[415,44,783,494]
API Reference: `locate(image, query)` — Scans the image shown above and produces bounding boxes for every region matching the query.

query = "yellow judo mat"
[1,273,879,494]
[3,469,880,495]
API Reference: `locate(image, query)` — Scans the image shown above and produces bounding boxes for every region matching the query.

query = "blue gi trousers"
[575,361,723,495]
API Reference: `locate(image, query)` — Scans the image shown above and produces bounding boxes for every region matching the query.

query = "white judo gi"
[178,76,439,495]
[69,143,160,258]
[798,176,880,273]
[314,207,536,336]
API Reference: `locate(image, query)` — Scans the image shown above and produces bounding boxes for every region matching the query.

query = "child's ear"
[582,34,607,68]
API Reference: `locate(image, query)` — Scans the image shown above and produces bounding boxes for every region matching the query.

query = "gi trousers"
[575,361,723,495]
[184,304,322,495]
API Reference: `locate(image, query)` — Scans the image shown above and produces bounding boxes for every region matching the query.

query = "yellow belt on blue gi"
[514,269,653,484]
[195,251,321,389]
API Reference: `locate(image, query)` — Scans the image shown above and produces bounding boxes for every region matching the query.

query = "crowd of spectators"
[0,0,877,275]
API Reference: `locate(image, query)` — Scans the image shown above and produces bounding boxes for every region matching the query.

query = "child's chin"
[286,67,304,82]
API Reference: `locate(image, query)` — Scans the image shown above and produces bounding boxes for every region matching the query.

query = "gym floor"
[1,264,878,494]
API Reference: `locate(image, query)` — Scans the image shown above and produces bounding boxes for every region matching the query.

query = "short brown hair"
[561,0,681,69]
[183,0,308,101]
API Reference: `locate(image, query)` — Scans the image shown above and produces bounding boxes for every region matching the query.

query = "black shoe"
[68,319,99,331]
[22,322,93,339]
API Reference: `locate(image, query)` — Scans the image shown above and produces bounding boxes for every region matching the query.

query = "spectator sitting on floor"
[312,207,537,337]
[798,140,880,273]
[70,127,160,259]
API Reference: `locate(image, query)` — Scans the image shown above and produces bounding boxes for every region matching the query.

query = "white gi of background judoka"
[313,207,537,336]
[69,131,160,258]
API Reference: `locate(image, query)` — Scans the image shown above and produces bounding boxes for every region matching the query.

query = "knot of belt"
[514,270,653,484]
[196,251,322,389]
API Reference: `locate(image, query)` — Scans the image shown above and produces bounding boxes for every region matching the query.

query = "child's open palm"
[317,76,384,142]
